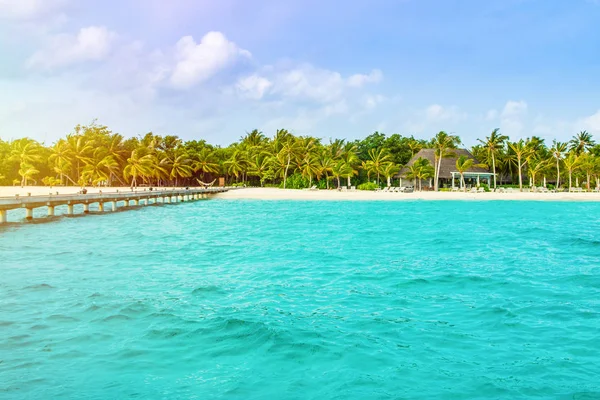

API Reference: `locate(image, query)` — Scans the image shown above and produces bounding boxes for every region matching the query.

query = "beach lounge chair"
[469,187,477,193]
[309,185,318,191]
[350,186,356,191]
[452,187,459,192]
[477,187,485,193]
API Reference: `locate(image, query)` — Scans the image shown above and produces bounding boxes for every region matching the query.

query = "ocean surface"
[1,200,600,399]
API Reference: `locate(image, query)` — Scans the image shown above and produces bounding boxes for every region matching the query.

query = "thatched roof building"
[397,148,493,189]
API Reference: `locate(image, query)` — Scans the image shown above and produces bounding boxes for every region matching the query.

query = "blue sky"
[0,0,599,146]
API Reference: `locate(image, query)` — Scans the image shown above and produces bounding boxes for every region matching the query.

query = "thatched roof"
[397,148,489,179]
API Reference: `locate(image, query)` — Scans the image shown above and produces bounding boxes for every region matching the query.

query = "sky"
[0,0,599,146]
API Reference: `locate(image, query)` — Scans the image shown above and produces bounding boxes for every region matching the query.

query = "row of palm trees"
[473,130,598,191]
[0,122,598,191]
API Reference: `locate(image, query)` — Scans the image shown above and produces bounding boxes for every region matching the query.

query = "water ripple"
[1,200,600,399]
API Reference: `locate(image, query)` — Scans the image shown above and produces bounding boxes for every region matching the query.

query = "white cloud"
[500,100,527,137]
[578,109,600,134]
[271,65,345,103]
[27,26,116,69]
[485,109,498,120]
[425,104,467,122]
[266,64,382,106]
[347,69,383,87]
[0,0,66,20]
[170,31,251,89]
[502,100,527,117]
[236,75,272,99]
[365,94,385,109]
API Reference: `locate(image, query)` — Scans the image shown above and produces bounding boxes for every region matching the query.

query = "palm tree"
[10,138,43,186]
[66,134,93,181]
[477,128,508,189]
[163,152,193,186]
[278,139,301,189]
[382,162,400,187]
[49,139,74,185]
[455,155,475,191]
[563,151,580,191]
[315,150,334,189]
[579,153,596,190]
[432,131,461,191]
[248,154,273,186]
[569,131,595,155]
[526,155,548,189]
[124,149,153,187]
[300,153,319,187]
[82,148,119,186]
[223,150,247,183]
[341,142,359,187]
[550,140,567,189]
[18,163,40,186]
[192,148,220,179]
[241,129,266,148]
[508,140,531,191]
[331,161,353,189]
[366,147,392,185]
[407,139,423,157]
[405,157,433,191]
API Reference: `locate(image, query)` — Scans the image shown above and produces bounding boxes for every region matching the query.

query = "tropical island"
[1,123,598,195]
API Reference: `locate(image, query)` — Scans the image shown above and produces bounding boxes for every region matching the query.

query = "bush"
[279,173,310,189]
[480,183,490,192]
[357,182,379,191]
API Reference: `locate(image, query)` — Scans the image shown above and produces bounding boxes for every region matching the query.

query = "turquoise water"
[1,200,600,399]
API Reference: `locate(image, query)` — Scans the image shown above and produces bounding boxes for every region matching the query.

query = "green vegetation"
[357,182,379,191]
[1,122,599,192]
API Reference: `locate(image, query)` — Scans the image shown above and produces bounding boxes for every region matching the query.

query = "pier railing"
[0,187,230,223]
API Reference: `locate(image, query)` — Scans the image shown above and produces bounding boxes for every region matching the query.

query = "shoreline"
[3,186,600,202]
[215,187,600,201]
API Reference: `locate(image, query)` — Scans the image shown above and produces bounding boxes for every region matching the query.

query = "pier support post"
[141,199,147,206]
[47,206,55,217]
[83,204,90,214]
[67,204,74,215]
[123,200,129,207]
[111,201,117,212]
[98,202,104,212]
[25,208,33,220]
[134,199,139,206]
[180,195,184,202]
[0,210,7,224]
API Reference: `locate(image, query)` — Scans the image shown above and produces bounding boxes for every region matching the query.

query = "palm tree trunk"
[492,154,497,189]
[347,175,351,188]
[587,173,591,190]
[556,161,560,189]
[284,155,291,189]
[569,172,572,192]
[336,176,340,188]
[435,156,442,191]
[518,159,523,191]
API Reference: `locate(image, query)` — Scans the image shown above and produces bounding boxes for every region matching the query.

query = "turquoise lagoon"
[1,200,599,399]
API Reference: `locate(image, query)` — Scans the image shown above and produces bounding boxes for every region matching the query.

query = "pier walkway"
[0,187,228,223]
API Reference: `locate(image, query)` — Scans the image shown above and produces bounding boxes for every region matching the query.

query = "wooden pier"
[0,187,228,224]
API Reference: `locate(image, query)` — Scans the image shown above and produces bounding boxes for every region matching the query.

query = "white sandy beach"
[216,187,600,201]
[2,186,600,201]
